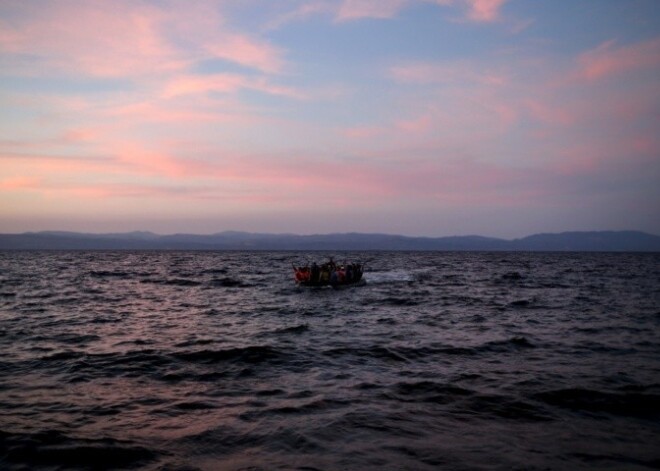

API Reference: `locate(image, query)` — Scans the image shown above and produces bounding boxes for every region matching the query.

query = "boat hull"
[296,279,366,289]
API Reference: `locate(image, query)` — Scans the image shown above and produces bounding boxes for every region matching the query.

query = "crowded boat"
[293,259,365,287]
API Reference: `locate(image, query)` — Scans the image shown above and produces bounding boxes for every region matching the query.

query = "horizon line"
[6,228,659,240]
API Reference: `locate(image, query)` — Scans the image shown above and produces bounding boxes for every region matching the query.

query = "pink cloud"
[266,2,335,30]
[0,127,100,151]
[336,0,409,21]
[0,141,558,211]
[162,75,250,98]
[577,38,660,81]
[0,154,119,204]
[206,35,285,74]
[344,91,518,151]
[343,125,384,139]
[61,129,99,143]
[1,146,228,202]
[78,143,403,204]
[528,64,660,135]
[303,152,550,207]
[524,99,575,127]
[334,0,508,23]
[90,88,321,147]
[556,132,660,177]
[631,136,660,156]
[0,2,185,78]
[268,0,506,27]
[0,1,287,78]
[465,0,507,22]
[350,60,520,148]
[390,63,446,84]
[164,2,288,74]
[105,98,259,125]
[395,115,433,134]
[0,176,42,191]
[390,61,508,86]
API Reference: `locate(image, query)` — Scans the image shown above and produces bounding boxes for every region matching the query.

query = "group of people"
[293,259,364,286]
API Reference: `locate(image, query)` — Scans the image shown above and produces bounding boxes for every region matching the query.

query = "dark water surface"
[1,251,659,470]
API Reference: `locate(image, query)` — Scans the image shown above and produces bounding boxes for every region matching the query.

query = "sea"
[0,251,659,471]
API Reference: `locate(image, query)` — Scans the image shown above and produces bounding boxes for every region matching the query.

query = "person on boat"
[354,263,363,281]
[294,265,311,283]
[329,269,338,286]
[319,265,330,284]
[311,262,320,283]
[346,264,354,283]
[336,266,346,283]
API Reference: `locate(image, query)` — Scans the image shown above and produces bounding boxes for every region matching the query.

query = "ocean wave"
[239,397,350,421]
[271,324,310,335]
[208,277,251,288]
[140,278,202,286]
[481,336,536,351]
[89,270,132,278]
[383,380,474,404]
[534,387,660,419]
[323,346,410,362]
[0,430,157,470]
[173,345,284,365]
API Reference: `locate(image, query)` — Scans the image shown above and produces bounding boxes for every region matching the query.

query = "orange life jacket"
[294,268,310,282]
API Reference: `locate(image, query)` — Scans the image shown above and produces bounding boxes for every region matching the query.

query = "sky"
[1,0,659,238]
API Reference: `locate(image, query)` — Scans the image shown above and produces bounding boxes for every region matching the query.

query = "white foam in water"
[365,269,416,284]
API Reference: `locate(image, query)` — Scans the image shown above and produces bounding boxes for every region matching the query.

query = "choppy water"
[1,251,659,470]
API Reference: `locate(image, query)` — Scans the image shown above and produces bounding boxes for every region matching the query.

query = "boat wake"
[364,269,417,284]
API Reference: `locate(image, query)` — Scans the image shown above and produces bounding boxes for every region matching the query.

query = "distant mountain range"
[0,230,659,251]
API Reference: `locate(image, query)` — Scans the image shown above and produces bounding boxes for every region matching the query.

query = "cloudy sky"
[1,0,658,237]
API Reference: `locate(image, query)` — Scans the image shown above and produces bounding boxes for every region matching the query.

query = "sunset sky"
[1,0,659,237]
